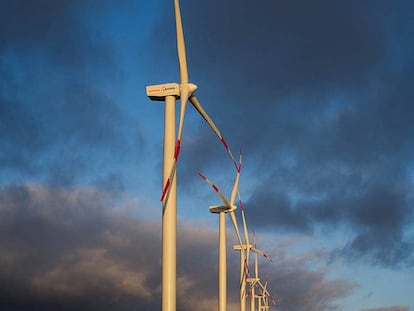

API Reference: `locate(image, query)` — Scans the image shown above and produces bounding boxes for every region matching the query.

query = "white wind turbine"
[198,152,243,311]
[255,276,277,311]
[247,234,276,311]
[236,201,272,311]
[145,1,236,311]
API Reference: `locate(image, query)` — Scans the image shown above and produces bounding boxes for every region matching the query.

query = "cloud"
[361,306,409,311]
[257,241,356,311]
[244,166,414,268]
[0,182,354,310]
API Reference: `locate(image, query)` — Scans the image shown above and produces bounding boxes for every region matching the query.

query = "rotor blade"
[264,275,268,291]
[244,257,250,281]
[263,274,277,305]
[160,86,190,204]
[240,257,249,286]
[198,173,232,207]
[228,209,243,246]
[160,157,177,206]
[251,246,272,263]
[239,197,251,266]
[189,95,237,168]
[230,171,240,206]
[177,88,189,143]
[230,150,242,204]
[257,279,272,298]
[251,231,272,262]
[174,0,188,84]
[246,275,256,299]
[161,92,231,203]
[257,279,269,296]
[198,172,243,246]
[240,273,247,299]
[160,0,190,204]
[254,242,259,279]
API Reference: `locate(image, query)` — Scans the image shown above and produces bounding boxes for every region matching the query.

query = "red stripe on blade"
[221,137,229,151]
[212,184,219,193]
[174,139,181,160]
[160,179,171,201]
[198,172,206,180]
[239,199,244,211]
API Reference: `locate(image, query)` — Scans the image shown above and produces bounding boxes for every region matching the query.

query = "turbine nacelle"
[209,204,237,214]
[233,244,253,251]
[146,83,180,101]
[146,82,197,101]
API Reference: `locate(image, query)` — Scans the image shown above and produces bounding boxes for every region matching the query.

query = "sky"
[0,0,413,310]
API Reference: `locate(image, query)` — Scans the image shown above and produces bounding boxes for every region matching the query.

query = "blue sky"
[0,1,413,310]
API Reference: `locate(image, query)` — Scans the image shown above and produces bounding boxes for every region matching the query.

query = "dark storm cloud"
[245,166,414,268]
[0,183,354,311]
[0,183,161,311]
[182,0,387,92]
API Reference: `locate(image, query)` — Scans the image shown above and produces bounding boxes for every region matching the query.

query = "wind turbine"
[145,1,236,311]
[255,276,277,311]
[247,234,276,311]
[198,153,242,311]
[235,200,272,311]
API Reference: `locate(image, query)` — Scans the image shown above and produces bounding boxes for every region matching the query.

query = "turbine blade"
[160,86,190,204]
[160,0,193,204]
[240,269,247,297]
[230,172,240,205]
[257,279,271,297]
[174,0,188,84]
[264,276,268,290]
[239,196,251,267]
[230,150,242,204]
[244,257,250,280]
[240,256,250,292]
[177,89,188,141]
[161,92,233,204]
[189,95,237,169]
[228,209,243,246]
[251,246,273,263]
[255,251,259,279]
[198,172,232,207]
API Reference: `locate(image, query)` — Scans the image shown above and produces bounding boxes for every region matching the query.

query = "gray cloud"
[245,168,414,268]
[0,183,354,310]
[361,307,409,311]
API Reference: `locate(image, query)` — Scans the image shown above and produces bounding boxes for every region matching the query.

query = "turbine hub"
[180,82,197,96]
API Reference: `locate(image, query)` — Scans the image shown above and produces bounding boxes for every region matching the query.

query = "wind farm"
[146,1,276,309]
[1,0,413,310]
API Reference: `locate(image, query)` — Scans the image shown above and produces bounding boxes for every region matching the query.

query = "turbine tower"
[146,1,236,311]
